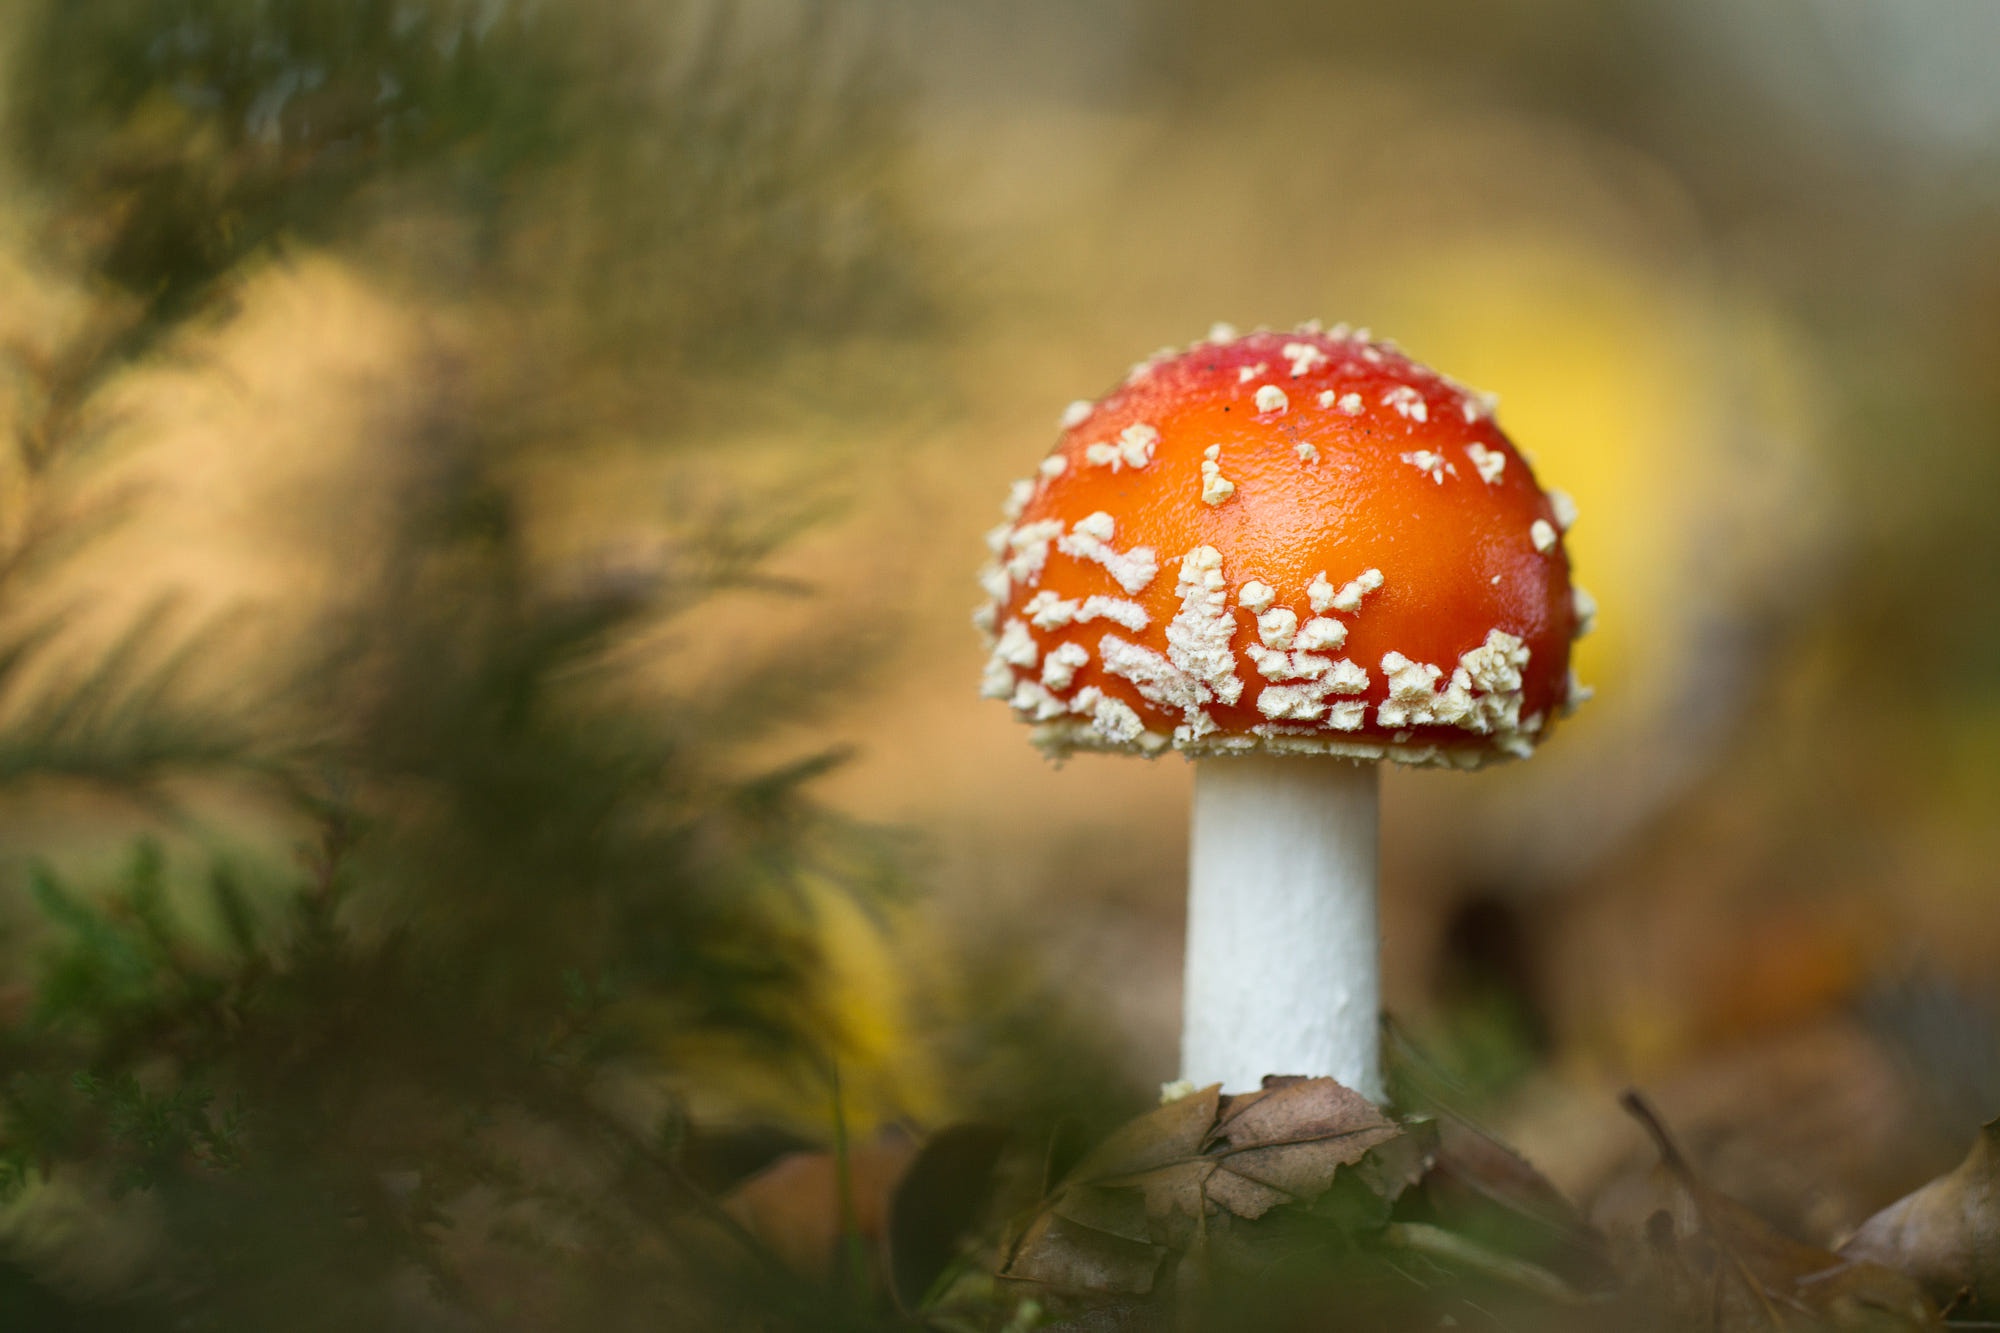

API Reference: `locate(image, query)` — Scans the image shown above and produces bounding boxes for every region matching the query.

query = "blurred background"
[0,0,1997,1327]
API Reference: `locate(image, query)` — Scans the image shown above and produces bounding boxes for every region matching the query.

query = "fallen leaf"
[1621,1090,1940,1330]
[1001,1078,1402,1297]
[1006,1210,1168,1296]
[887,1122,1010,1311]
[1069,1084,1223,1180]
[1417,1112,1618,1292]
[1384,1022,1614,1290]
[722,1130,916,1284]
[1840,1118,2000,1315]
[1206,1077,1404,1206]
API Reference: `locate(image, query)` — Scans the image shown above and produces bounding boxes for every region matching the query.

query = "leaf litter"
[1842,1118,2000,1319]
[1618,1090,1941,1331]
[1001,1078,1403,1295]
[965,1079,1958,1330]
[744,1075,1983,1330]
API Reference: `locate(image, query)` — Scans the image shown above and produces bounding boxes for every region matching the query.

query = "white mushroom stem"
[1181,755,1382,1100]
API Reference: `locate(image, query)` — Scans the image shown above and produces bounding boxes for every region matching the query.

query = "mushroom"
[975,325,1590,1100]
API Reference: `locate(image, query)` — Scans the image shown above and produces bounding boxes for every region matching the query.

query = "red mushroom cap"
[975,324,1592,767]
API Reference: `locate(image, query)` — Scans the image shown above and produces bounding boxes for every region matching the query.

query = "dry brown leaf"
[1006,1210,1169,1296]
[1419,1112,1618,1292]
[1001,1078,1402,1297]
[1840,1118,2000,1315]
[1621,1090,1941,1331]
[1206,1077,1404,1206]
[887,1122,1010,1310]
[1071,1084,1224,1180]
[1349,1114,1439,1207]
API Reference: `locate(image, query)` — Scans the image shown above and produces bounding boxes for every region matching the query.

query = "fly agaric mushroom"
[974,323,1591,1101]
